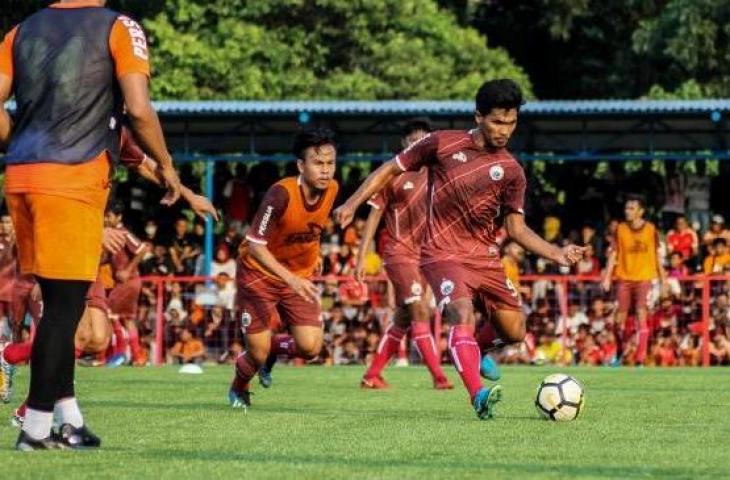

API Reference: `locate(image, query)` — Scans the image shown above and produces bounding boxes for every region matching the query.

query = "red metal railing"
[140,273,728,367]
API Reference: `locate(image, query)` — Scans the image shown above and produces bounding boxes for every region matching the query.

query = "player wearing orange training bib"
[602,195,667,366]
[0,1,182,448]
[228,129,338,410]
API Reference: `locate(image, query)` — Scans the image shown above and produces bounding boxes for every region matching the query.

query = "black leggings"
[26,278,90,412]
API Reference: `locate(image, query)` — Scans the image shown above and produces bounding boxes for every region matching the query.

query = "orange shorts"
[6,193,108,281]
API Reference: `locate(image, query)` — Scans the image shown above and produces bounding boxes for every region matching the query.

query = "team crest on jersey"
[411,281,423,296]
[489,165,504,181]
[240,311,252,330]
[452,152,467,163]
[440,278,455,296]
[403,181,415,190]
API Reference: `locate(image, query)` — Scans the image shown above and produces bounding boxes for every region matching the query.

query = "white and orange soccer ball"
[535,373,585,421]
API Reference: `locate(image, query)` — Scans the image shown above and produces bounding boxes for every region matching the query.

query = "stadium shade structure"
[5,99,730,272]
[152,99,730,163]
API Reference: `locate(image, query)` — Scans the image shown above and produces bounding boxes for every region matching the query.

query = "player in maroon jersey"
[335,79,584,419]
[355,118,452,390]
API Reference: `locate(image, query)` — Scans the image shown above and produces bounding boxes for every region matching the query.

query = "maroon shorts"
[236,266,321,335]
[421,260,521,313]
[107,278,142,318]
[616,280,652,314]
[384,262,427,306]
[86,277,108,312]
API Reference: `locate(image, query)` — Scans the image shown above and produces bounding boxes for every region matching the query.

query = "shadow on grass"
[137,447,719,479]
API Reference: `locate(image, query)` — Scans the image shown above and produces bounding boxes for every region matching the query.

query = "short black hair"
[108,201,125,216]
[625,194,646,209]
[475,79,525,115]
[402,117,432,138]
[713,237,727,248]
[292,128,336,160]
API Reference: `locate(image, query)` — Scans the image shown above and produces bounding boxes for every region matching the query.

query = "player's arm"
[115,246,148,283]
[247,243,319,303]
[655,230,668,292]
[122,128,219,220]
[504,213,584,266]
[355,203,384,282]
[111,16,181,204]
[0,73,11,147]
[602,247,617,292]
[334,133,438,227]
[246,186,319,303]
[0,28,15,147]
[119,75,181,204]
[333,161,401,228]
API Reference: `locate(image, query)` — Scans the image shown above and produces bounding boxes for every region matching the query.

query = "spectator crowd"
[2,158,730,368]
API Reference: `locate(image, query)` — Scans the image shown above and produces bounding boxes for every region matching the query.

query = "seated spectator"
[169,217,201,275]
[574,243,601,276]
[597,331,618,365]
[534,333,570,365]
[141,244,175,276]
[651,336,678,367]
[562,302,589,335]
[502,241,530,297]
[169,327,206,364]
[334,339,361,365]
[579,335,603,366]
[679,334,701,366]
[650,296,681,333]
[666,215,699,265]
[211,244,236,278]
[703,215,730,249]
[709,331,730,365]
[703,238,730,274]
[587,298,611,334]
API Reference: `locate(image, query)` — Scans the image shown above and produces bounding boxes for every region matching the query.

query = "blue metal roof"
[5,99,730,116]
[148,99,730,116]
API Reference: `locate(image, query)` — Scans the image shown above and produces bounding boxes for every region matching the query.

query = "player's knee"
[248,348,270,366]
[503,322,526,344]
[442,302,473,326]
[296,338,322,360]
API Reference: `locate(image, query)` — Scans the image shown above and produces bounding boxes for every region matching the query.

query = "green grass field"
[1,365,728,480]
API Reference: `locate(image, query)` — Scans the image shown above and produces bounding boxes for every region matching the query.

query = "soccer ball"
[535,373,585,421]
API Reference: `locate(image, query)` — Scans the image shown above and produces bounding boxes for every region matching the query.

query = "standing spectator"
[169,218,201,275]
[169,327,206,365]
[661,163,685,231]
[685,160,711,234]
[703,238,730,275]
[222,164,253,229]
[666,216,699,268]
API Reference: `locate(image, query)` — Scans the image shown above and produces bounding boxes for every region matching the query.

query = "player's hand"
[187,193,219,221]
[30,282,41,303]
[333,202,355,228]
[102,227,127,254]
[159,165,182,206]
[601,276,612,292]
[286,276,320,304]
[556,244,586,266]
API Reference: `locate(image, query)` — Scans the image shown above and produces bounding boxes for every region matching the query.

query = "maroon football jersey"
[395,130,526,267]
[368,169,427,264]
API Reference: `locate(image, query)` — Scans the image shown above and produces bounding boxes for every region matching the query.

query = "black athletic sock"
[26,278,90,412]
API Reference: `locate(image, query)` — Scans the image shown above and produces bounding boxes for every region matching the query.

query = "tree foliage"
[442,0,730,99]
[141,0,532,100]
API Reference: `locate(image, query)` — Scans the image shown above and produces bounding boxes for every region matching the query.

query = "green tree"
[143,0,532,100]
[632,0,730,97]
